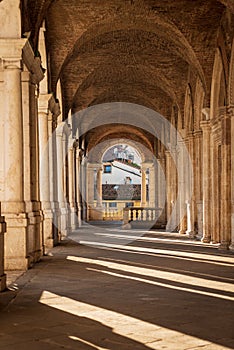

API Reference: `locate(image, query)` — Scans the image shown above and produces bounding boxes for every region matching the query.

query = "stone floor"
[0,226,234,350]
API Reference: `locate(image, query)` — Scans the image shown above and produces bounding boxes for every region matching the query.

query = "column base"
[70,206,77,231]
[218,241,230,250]
[42,209,54,252]
[0,274,6,292]
[201,236,211,243]
[186,230,197,239]
[4,212,28,271]
[89,207,103,221]
[60,206,68,239]
[179,229,186,235]
[229,243,234,252]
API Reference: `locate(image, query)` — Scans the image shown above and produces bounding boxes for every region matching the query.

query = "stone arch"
[57,17,206,91]
[194,78,205,131]
[184,84,194,132]
[88,138,149,164]
[210,48,227,119]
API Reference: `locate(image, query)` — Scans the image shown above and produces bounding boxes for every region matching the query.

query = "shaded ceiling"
[21,0,234,152]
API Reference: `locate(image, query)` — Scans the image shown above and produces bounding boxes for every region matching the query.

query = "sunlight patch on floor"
[66,256,234,301]
[77,241,234,266]
[39,291,216,349]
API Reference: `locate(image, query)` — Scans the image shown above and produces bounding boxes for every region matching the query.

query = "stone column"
[165,151,171,223]
[156,158,166,226]
[1,63,28,270]
[75,148,82,227]
[194,131,203,238]
[210,128,220,244]
[38,94,54,250]
[87,163,96,220]
[141,166,147,207]
[186,134,196,238]
[80,156,88,222]
[148,163,156,207]
[56,123,68,238]
[68,144,77,230]
[96,167,103,208]
[47,97,61,245]
[229,107,234,251]
[177,140,187,234]
[165,147,178,232]
[200,113,211,243]
[219,112,231,250]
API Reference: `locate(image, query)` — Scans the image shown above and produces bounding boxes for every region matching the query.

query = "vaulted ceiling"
[22,0,234,151]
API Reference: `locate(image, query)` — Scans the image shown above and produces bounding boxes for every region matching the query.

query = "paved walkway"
[0,226,234,350]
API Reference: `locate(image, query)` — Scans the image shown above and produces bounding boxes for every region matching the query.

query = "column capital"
[141,161,154,170]
[201,107,210,121]
[227,105,234,117]
[22,40,44,84]
[38,93,53,114]
[87,162,102,170]
[0,38,27,69]
[200,120,211,132]
[48,96,61,117]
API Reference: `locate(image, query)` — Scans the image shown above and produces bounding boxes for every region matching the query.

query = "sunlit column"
[68,144,77,230]
[38,94,54,249]
[200,112,211,243]
[186,134,196,238]
[86,163,97,220]
[177,140,187,235]
[96,166,103,208]
[148,163,156,208]
[141,166,147,207]
[75,148,82,227]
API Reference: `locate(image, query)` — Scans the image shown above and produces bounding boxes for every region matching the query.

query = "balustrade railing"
[123,207,162,225]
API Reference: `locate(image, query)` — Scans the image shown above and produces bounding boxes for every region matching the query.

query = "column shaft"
[141,168,147,207]
[200,120,211,243]
[219,115,231,249]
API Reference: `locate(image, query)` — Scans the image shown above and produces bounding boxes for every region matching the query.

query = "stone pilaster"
[38,93,54,251]
[219,111,232,250]
[141,165,147,207]
[75,148,82,227]
[186,134,196,238]
[193,131,203,238]
[56,122,70,238]
[68,140,77,230]
[156,158,166,226]
[86,163,97,220]
[229,107,234,251]
[148,163,156,208]
[200,110,211,243]
[177,139,187,235]
[48,97,61,244]
[96,166,103,208]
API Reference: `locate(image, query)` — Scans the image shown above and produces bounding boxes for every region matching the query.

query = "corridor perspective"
[0,0,234,349]
[1,229,234,350]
